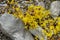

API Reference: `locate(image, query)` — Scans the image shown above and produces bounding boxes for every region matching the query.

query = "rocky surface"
[29,26,47,40]
[50,1,60,17]
[0,0,60,40]
[0,13,34,40]
[0,30,12,40]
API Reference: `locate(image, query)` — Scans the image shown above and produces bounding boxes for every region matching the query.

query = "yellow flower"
[53,29,57,34]
[57,17,60,20]
[46,32,52,37]
[35,35,39,40]
[28,4,34,11]
[50,25,54,30]
[7,2,58,39]
[57,22,60,25]
[56,26,60,32]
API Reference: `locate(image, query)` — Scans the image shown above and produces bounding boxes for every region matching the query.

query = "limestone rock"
[29,26,47,40]
[0,13,34,40]
[0,13,24,34]
[37,1,45,7]
[13,31,34,40]
[50,1,60,17]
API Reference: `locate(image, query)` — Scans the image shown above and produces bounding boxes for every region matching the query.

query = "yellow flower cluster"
[6,0,60,40]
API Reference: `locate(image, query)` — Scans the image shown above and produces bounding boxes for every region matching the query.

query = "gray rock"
[29,26,47,40]
[13,30,34,40]
[37,1,45,8]
[0,4,7,7]
[0,13,24,34]
[39,2,45,7]
[50,1,60,17]
[0,13,34,40]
